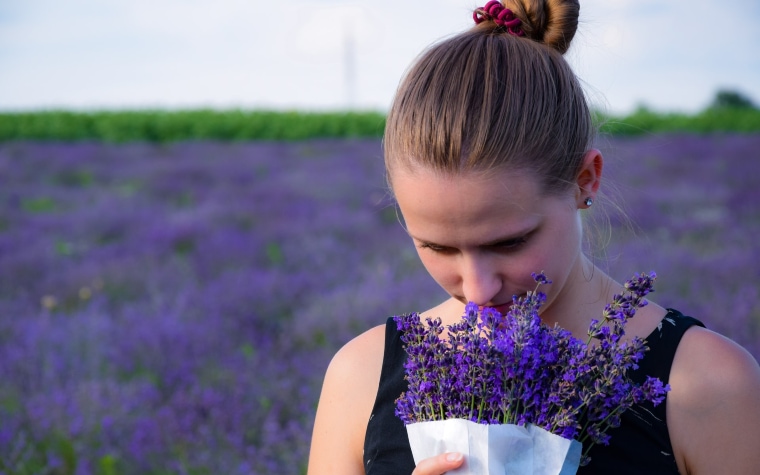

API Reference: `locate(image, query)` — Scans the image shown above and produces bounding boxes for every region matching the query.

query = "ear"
[575,149,603,207]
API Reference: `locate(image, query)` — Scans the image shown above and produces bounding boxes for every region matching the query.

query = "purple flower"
[395,272,669,465]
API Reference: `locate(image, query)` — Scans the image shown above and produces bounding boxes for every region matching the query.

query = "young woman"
[307,1,760,473]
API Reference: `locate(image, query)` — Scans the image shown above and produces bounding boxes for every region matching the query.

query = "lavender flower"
[1,135,757,472]
[395,272,670,464]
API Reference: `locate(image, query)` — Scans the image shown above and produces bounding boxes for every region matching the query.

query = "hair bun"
[503,0,580,54]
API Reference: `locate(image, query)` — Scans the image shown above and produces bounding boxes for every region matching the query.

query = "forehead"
[390,164,542,209]
[390,165,548,242]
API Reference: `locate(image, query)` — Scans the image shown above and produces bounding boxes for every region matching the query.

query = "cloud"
[0,0,758,112]
[288,3,381,57]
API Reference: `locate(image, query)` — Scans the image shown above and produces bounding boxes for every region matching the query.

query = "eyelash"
[492,237,528,250]
[419,243,452,253]
[419,237,528,254]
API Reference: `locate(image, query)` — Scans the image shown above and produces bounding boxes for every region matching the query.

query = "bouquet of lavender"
[394,272,670,474]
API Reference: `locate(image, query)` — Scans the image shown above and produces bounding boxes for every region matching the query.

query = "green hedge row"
[0,107,758,143]
[0,110,387,143]
[594,107,760,135]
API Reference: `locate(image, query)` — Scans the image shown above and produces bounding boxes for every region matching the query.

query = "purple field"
[0,135,758,474]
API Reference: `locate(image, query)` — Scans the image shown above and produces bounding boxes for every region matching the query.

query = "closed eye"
[418,242,457,254]
[417,236,528,254]
[488,237,527,251]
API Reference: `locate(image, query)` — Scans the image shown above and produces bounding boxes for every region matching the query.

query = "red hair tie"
[473,0,524,36]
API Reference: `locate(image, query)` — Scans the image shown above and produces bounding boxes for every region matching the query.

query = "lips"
[479,293,530,315]
[480,303,513,315]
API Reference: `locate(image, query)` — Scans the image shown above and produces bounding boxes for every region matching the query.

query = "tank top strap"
[363,317,416,474]
[634,308,706,386]
[622,308,706,431]
[381,316,407,376]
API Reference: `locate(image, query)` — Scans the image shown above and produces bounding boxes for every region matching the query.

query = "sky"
[1,0,759,115]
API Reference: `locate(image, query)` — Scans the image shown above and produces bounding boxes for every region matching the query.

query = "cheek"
[535,218,583,282]
[416,251,458,287]
[514,220,581,282]
[544,212,582,255]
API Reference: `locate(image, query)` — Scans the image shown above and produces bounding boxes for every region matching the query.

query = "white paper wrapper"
[406,419,581,475]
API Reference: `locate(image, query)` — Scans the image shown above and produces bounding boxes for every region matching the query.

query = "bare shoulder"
[307,323,387,475]
[670,326,760,404]
[320,324,388,414]
[668,325,760,474]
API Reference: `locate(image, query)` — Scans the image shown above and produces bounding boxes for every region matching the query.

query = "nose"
[459,253,502,306]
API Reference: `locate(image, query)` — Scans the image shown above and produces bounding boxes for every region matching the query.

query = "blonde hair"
[384,0,593,195]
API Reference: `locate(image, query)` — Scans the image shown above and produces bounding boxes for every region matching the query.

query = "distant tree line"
[0,90,757,142]
[709,89,756,110]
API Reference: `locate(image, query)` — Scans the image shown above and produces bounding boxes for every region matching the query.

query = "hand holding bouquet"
[394,272,670,474]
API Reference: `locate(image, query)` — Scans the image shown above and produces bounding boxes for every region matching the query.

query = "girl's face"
[391,165,588,320]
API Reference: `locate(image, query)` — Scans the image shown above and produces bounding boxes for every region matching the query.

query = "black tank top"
[364,308,704,475]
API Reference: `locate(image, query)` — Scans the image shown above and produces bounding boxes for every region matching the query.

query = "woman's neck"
[538,260,620,340]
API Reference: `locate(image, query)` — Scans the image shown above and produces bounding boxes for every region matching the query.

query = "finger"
[412,452,465,475]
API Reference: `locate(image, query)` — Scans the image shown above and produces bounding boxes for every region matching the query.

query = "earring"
[584,197,593,207]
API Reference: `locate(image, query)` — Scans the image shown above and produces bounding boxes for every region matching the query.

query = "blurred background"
[2,0,759,114]
[1,1,759,474]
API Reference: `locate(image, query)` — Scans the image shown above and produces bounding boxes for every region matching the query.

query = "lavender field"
[0,135,758,474]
